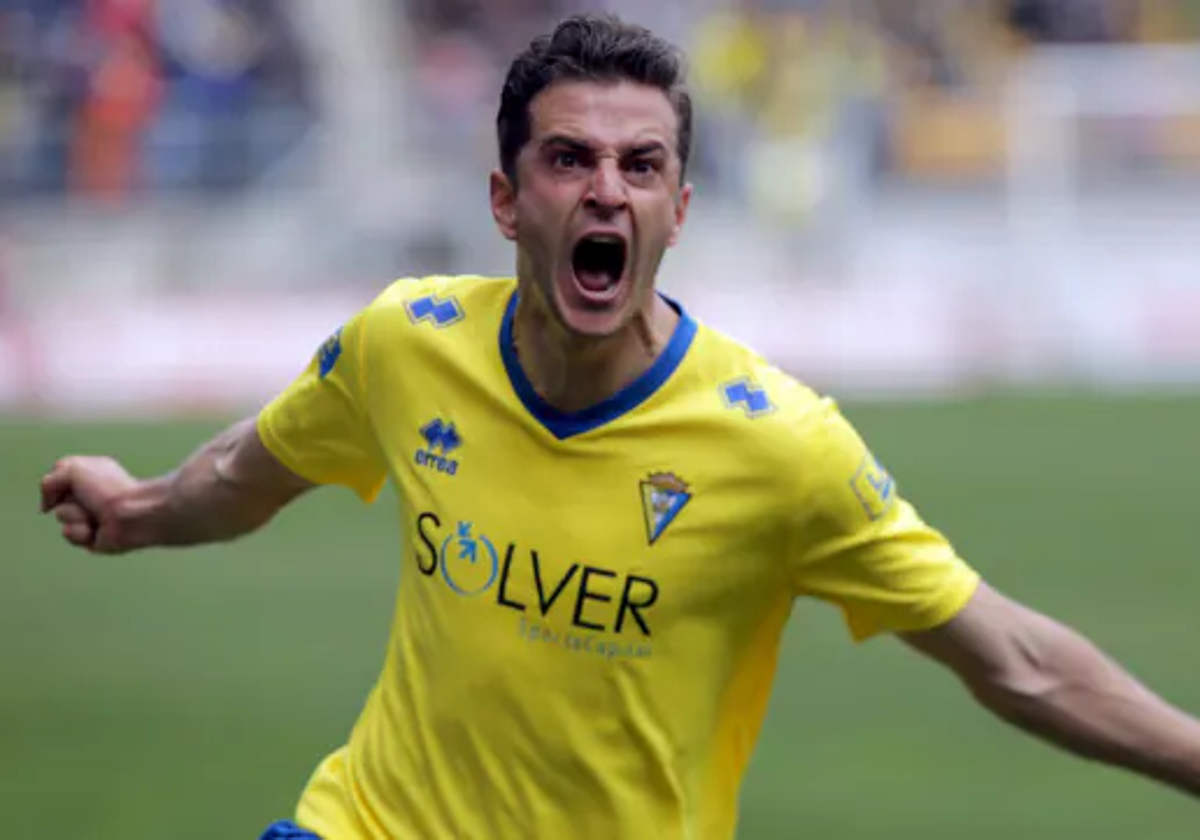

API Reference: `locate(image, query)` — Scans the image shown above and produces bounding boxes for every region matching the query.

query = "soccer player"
[39,13,1200,840]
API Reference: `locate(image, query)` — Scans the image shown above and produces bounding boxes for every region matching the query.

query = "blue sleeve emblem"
[721,377,774,418]
[850,453,896,521]
[317,328,343,379]
[406,294,465,328]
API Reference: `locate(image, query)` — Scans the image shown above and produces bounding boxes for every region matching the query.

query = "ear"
[668,182,693,248]
[490,169,518,242]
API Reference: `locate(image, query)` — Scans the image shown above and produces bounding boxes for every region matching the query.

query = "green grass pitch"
[2,394,1198,839]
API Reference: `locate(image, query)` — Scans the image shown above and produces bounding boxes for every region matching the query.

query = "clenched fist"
[40,456,141,553]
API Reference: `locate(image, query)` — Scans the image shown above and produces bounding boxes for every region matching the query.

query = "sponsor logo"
[414,512,659,660]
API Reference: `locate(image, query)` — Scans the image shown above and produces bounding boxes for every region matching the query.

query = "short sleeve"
[257,307,388,503]
[786,398,980,642]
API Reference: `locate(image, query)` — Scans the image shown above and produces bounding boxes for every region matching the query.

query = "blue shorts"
[260,820,321,840]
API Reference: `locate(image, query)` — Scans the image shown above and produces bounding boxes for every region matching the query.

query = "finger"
[62,521,96,548]
[54,503,93,527]
[40,463,73,513]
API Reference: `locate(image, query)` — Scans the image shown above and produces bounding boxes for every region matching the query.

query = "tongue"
[575,268,615,292]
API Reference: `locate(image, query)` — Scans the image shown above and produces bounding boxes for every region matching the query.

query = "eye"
[553,150,580,170]
[627,157,660,178]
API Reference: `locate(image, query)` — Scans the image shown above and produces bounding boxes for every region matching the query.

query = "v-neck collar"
[498,290,698,441]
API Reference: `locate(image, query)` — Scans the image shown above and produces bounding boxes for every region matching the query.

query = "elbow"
[967,665,1059,725]
[964,621,1115,732]
[962,630,1068,724]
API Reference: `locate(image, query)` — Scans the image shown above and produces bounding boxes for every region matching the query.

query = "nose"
[583,158,628,217]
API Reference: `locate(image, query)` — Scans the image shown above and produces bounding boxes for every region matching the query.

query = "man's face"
[491,79,692,338]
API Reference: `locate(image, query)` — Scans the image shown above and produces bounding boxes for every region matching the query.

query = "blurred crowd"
[0,0,1197,208]
[683,0,1200,222]
[0,0,312,203]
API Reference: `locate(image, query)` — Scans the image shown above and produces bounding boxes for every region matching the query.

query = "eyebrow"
[627,141,668,157]
[538,135,670,157]
[539,135,593,152]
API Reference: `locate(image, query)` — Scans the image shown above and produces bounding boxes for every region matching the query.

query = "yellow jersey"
[257,274,979,840]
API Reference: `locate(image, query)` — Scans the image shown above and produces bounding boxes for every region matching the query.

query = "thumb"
[90,498,135,554]
[90,522,128,555]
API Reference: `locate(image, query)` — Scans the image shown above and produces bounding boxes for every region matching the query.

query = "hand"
[40,456,141,553]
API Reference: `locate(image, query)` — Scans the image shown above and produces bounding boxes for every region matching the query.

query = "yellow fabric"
[256,274,979,839]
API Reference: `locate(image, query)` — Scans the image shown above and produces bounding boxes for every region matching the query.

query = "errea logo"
[416,418,462,476]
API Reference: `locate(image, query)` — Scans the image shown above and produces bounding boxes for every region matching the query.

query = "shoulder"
[689,319,895,533]
[686,315,874,492]
[687,317,836,445]
[670,313,889,544]
[351,274,515,360]
[364,274,515,328]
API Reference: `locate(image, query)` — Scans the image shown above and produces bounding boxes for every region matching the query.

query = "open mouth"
[570,235,627,301]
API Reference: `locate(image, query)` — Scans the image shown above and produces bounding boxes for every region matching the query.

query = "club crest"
[640,472,691,545]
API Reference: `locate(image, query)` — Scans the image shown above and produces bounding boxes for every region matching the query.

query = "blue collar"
[498,291,698,440]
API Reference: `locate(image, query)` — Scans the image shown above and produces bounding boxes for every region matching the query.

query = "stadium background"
[2,0,1200,837]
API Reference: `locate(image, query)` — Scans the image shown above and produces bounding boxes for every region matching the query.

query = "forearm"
[972,618,1200,798]
[113,419,306,549]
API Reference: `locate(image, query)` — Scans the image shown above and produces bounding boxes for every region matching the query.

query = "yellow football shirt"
[257,274,980,840]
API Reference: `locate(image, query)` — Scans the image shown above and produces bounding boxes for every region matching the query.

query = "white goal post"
[1004,43,1200,291]
[1001,43,1200,383]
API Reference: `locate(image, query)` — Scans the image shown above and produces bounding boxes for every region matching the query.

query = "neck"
[512,293,679,414]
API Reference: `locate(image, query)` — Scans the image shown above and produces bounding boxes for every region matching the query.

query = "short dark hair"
[496,13,693,184]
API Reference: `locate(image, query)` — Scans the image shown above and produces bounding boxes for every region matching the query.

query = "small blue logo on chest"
[416,418,462,475]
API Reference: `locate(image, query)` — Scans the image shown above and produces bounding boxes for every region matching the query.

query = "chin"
[557,307,632,339]
[551,273,639,339]
[538,231,651,340]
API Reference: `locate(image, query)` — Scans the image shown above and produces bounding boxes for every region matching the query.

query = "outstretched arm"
[901,582,1200,799]
[41,416,315,554]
